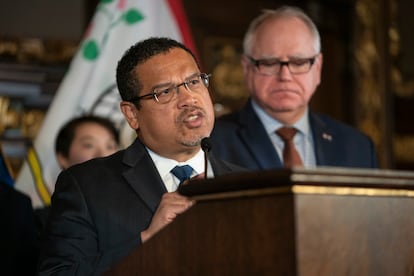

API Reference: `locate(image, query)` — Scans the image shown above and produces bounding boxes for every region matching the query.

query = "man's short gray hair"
[243,6,321,56]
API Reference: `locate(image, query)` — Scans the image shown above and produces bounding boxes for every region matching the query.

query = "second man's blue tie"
[171,165,193,185]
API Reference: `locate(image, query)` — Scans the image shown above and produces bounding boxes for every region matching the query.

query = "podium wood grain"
[105,167,414,275]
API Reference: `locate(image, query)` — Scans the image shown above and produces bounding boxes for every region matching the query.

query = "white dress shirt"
[147,147,213,192]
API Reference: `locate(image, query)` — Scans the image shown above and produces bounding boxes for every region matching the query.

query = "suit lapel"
[122,139,167,213]
[310,113,336,166]
[238,101,282,169]
[209,153,236,175]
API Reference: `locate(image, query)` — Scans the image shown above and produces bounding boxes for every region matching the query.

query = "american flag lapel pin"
[322,133,332,141]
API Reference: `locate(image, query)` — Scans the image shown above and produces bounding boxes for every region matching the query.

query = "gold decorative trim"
[354,1,381,142]
[291,172,414,185]
[394,135,414,162]
[0,37,77,64]
[389,1,414,98]
[189,184,414,202]
[292,185,414,197]
[388,0,414,164]
[0,97,20,134]
[0,97,45,139]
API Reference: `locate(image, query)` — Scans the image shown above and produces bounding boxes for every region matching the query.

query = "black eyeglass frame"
[127,73,211,104]
[247,54,319,75]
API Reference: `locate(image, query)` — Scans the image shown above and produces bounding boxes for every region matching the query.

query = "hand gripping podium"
[105,167,414,275]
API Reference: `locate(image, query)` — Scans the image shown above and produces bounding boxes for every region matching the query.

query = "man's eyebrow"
[150,82,173,91]
[150,72,200,91]
[186,72,200,79]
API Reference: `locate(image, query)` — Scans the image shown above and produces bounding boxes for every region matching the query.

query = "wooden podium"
[105,167,414,275]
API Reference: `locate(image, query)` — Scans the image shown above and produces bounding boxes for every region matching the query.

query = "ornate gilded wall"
[354,0,414,169]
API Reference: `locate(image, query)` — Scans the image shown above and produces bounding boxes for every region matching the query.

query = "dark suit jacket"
[38,139,243,275]
[0,182,37,276]
[211,100,379,170]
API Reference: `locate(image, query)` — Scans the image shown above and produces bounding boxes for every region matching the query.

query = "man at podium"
[38,37,243,275]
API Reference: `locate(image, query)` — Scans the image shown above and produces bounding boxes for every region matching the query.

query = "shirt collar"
[251,99,310,137]
[147,147,205,180]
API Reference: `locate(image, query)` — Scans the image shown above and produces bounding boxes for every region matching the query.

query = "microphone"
[201,137,211,179]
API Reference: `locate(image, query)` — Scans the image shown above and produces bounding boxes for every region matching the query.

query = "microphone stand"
[201,137,211,179]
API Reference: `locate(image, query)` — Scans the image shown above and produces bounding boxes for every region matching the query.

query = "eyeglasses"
[247,55,318,75]
[128,73,211,104]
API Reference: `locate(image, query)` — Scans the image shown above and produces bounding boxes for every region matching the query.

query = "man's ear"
[315,53,323,86]
[241,55,250,78]
[120,101,139,130]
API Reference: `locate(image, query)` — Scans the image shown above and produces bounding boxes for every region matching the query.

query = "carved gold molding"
[356,0,414,165]
[354,0,383,157]
[0,37,74,140]
[388,0,414,164]
[0,97,45,140]
[394,135,414,163]
[0,37,77,64]
[389,1,414,98]
[0,97,19,134]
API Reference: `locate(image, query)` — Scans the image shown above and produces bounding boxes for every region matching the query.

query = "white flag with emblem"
[15,0,197,207]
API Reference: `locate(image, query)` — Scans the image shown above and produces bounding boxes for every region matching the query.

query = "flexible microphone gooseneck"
[201,137,212,179]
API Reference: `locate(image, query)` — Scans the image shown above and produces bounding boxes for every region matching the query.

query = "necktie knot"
[171,165,193,184]
[276,127,297,141]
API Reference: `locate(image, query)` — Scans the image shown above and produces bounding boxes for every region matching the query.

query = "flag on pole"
[15,0,197,208]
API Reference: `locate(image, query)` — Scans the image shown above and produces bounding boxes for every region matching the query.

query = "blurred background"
[0,0,413,178]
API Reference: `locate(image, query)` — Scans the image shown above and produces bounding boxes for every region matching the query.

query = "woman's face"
[57,122,119,169]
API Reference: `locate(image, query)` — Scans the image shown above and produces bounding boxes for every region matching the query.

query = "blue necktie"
[171,165,193,185]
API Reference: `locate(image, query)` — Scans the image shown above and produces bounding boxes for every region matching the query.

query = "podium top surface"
[178,167,414,199]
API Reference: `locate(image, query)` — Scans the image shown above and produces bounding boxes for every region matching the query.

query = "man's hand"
[141,192,195,243]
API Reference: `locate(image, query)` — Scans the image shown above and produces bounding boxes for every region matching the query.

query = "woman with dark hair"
[54,115,120,170]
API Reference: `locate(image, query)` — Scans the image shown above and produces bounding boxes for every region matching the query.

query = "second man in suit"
[211,6,378,170]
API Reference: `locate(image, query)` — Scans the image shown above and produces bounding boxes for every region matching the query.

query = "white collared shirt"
[147,147,213,192]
